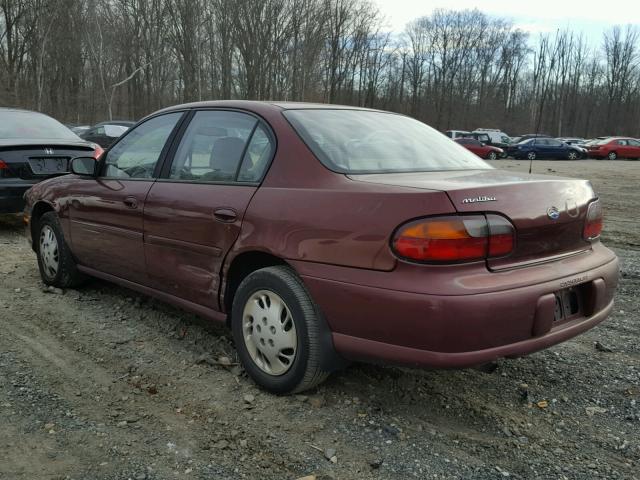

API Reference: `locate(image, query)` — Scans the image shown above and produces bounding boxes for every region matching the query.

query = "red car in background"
[455,137,504,159]
[587,137,640,160]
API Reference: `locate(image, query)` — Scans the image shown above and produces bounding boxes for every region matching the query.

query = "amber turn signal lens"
[392,214,515,263]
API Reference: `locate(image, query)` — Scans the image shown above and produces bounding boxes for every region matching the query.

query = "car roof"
[94,120,135,126]
[155,100,381,115]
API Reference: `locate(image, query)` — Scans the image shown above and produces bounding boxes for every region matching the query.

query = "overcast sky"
[374,0,640,42]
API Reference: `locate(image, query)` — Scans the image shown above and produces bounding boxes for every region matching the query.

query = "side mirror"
[70,157,97,176]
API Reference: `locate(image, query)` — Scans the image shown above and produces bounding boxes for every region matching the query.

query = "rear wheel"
[487,151,498,160]
[231,266,331,394]
[608,151,618,160]
[527,151,536,160]
[36,212,85,288]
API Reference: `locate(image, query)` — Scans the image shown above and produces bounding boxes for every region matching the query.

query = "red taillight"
[92,144,105,159]
[0,159,12,177]
[392,214,515,263]
[583,200,603,240]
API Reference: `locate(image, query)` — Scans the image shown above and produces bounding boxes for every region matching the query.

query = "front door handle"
[213,208,237,223]
[123,196,138,209]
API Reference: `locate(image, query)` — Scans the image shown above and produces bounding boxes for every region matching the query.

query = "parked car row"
[448,128,640,161]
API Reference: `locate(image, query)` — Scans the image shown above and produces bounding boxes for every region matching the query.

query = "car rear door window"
[237,124,275,182]
[103,113,182,179]
[168,111,258,182]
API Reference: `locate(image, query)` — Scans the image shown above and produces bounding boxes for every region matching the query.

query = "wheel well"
[223,251,286,320]
[29,202,54,249]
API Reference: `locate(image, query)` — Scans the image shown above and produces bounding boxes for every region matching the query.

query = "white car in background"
[473,128,511,146]
[444,129,471,139]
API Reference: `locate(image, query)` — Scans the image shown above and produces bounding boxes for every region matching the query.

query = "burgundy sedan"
[24,101,618,394]
[454,137,504,159]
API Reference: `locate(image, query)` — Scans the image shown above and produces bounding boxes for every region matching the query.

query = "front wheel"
[36,212,86,288]
[231,266,332,394]
[608,151,618,160]
[487,151,498,160]
[527,151,537,160]
[567,150,578,160]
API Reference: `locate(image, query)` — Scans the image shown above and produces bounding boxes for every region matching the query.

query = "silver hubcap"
[242,290,297,376]
[528,152,535,160]
[39,225,59,279]
[489,152,496,159]
[569,152,577,159]
[609,153,616,160]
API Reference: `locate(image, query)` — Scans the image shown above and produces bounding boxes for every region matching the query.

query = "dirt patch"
[1,160,639,479]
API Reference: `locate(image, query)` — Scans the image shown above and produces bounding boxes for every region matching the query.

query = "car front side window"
[103,113,182,179]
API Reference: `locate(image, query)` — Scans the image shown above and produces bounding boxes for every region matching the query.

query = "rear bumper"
[296,248,619,368]
[0,181,35,213]
[332,298,613,368]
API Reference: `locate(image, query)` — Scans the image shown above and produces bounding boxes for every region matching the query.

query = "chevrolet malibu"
[23,101,619,394]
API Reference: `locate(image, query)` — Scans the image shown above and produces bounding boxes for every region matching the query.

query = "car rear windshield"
[0,110,79,140]
[284,109,492,174]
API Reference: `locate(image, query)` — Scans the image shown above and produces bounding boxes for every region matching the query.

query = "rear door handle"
[123,196,138,209]
[213,208,237,223]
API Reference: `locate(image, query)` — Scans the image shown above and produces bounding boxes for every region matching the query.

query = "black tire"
[608,151,618,160]
[231,266,331,394]
[36,212,86,288]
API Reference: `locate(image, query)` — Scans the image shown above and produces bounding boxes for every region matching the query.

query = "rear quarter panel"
[228,107,456,271]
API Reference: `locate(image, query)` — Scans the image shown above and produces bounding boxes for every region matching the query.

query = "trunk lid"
[349,169,596,270]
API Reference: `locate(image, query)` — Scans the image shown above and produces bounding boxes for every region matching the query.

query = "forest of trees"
[2,0,640,137]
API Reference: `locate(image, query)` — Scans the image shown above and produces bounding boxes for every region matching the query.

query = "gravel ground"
[1,159,638,480]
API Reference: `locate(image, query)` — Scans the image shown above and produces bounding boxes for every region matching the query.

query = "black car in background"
[0,108,102,214]
[507,137,583,160]
[510,133,551,144]
[79,120,135,148]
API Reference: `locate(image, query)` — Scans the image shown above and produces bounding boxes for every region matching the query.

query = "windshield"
[284,109,492,174]
[0,110,79,140]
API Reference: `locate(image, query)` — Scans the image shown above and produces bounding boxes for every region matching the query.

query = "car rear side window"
[103,112,182,179]
[237,124,275,182]
[284,109,491,174]
[168,111,258,183]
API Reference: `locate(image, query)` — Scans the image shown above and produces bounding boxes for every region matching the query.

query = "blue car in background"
[507,137,584,160]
